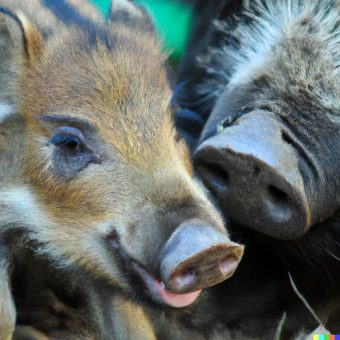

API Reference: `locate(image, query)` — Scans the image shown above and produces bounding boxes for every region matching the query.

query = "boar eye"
[47,125,101,181]
[50,127,85,153]
[51,134,81,151]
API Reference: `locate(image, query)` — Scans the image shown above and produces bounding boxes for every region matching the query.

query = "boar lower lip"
[106,233,164,297]
[131,261,165,303]
[132,261,202,308]
[106,233,201,307]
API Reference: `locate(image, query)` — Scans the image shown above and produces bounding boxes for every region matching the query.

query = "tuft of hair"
[188,0,340,116]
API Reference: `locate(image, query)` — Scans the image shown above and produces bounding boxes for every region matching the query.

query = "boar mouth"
[131,261,202,308]
[106,232,202,308]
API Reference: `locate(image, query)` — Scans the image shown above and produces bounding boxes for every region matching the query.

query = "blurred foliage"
[90,0,193,62]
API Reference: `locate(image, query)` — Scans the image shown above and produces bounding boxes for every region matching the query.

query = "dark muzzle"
[195,111,312,240]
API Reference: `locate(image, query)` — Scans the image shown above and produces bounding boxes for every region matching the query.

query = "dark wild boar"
[173,0,340,338]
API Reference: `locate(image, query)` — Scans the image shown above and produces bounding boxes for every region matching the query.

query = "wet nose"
[195,111,311,240]
[160,221,243,294]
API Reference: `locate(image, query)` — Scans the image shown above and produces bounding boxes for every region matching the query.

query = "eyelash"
[50,133,82,151]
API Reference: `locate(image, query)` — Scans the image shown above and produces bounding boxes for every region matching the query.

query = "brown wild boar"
[0,0,244,338]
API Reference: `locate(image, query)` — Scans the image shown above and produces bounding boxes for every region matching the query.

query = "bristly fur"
[0,0,237,338]
[181,0,340,119]
[173,0,340,337]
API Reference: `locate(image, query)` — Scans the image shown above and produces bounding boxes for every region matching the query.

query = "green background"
[90,0,193,61]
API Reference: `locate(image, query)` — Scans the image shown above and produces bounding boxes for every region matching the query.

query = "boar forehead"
[194,0,340,121]
[22,26,174,164]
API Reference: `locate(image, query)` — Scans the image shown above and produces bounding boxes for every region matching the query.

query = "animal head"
[181,0,340,240]
[0,0,243,308]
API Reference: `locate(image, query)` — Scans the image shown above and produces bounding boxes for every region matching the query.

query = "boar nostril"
[170,270,197,291]
[267,185,289,205]
[264,185,293,223]
[219,256,238,277]
[197,162,229,194]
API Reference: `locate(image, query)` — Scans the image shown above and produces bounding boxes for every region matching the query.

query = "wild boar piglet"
[0,0,243,337]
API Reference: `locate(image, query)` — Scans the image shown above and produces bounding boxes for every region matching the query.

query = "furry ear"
[0,8,43,125]
[0,7,43,62]
[109,0,154,30]
[109,0,144,20]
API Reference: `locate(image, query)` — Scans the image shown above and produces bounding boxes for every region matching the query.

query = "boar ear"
[109,0,144,19]
[109,0,154,30]
[0,7,43,62]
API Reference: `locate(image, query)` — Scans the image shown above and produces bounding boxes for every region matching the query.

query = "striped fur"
[0,0,230,339]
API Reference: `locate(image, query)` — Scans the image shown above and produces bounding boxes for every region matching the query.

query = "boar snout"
[160,220,244,294]
[196,111,311,240]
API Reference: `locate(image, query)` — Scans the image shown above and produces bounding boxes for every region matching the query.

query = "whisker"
[326,249,340,262]
[288,272,327,330]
